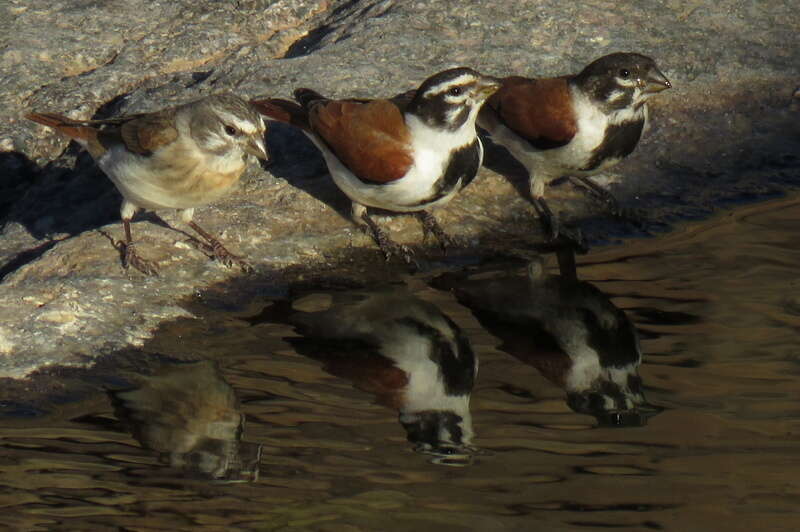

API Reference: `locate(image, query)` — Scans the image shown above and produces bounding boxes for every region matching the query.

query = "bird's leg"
[570,176,643,224]
[416,211,455,253]
[121,218,159,276]
[532,195,559,240]
[353,203,415,266]
[529,174,560,239]
[570,176,620,214]
[187,220,254,273]
[530,179,588,253]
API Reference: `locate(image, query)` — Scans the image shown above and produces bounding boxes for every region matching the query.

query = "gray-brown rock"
[1,0,799,378]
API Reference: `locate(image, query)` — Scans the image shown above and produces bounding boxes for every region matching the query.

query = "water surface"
[2,195,800,531]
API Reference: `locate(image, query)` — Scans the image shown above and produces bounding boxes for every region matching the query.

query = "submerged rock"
[1,0,799,378]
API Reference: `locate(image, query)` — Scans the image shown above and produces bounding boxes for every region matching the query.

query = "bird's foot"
[122,241,159,276]
[572,176,618,209]
[552,226,589,255]
[369,227,416,266]
[417,211,459,254]
[187,221,254,273]
[193,238,254,273]
[532,197,588,254]
[360,212,418,268]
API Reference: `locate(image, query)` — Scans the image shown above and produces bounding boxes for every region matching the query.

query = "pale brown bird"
[26,93,268,275]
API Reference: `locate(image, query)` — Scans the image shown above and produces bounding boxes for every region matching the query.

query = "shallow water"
[2,195,800,531]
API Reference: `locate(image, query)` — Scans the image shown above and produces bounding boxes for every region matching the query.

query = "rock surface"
[1,0,799,378]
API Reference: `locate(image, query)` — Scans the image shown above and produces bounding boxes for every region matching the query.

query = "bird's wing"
[489,76,577,150]
[26,110,179,158]
[118,110,179,155]
[308,98,414,183]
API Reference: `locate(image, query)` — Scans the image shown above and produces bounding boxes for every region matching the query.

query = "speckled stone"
[1,0,799,378]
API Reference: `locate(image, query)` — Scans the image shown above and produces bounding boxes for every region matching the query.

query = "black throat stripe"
[582,119,645,171]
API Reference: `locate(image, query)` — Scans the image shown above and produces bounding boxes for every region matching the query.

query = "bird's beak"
[245,134,269,161]
[475,76,502,100]
[642,67,671,94]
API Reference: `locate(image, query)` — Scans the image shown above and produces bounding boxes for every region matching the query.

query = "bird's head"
[189,93,268,162]
[575,52,671,111]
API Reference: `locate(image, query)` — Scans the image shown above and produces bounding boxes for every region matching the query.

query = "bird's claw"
[122,242,159,276]
[189,238,254,273]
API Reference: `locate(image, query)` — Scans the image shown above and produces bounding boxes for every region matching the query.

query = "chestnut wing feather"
[322,354,409,410]
[309,99,413,183]
[491,76,577,150]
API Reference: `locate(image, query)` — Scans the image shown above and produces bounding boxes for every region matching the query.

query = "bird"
[478,52,671,242]
[246,287,479,463]
[26,93,269,276]
[251,67,500,264]
[433,249,660,427]
[110,361,262,482]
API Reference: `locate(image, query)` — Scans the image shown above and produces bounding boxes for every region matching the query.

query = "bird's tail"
[250,98,311,131]
[293,88,327,109]
[25,112,95,143]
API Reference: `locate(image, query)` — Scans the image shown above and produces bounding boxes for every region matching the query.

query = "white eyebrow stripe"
[607,90,626,102]
[217,111,258,134]
[616,78,638,88]
[424,74,476,96]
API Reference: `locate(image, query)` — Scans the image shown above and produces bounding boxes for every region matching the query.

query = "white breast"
[489,87,647,182]
[97,114,244,210]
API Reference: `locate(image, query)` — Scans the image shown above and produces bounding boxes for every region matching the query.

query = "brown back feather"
[491,76,577,149]
[309,99,413,183]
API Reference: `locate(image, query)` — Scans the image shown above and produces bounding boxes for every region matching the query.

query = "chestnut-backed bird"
[252,68,499,263]
[479,53,671,240]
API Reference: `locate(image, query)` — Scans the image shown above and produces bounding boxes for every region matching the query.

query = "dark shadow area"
[280,0,369,59]
[262,120,354,221]
[0,148,120,241]
[0,149,120,278]
[479,132,534,202]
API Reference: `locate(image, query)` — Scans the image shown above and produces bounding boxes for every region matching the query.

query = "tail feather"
[250,98,311,131]
[25,112,95,142]
[293,88,327,108]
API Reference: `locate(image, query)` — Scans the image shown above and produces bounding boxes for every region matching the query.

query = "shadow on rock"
[1,147,121,240]
[0,149,122,278]
[262,121,352,221]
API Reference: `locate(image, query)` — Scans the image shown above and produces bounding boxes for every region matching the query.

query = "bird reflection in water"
[434,247,661,427]
[110,360,262,482]
[277,287,479,466]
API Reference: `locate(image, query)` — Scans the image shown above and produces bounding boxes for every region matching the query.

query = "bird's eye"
[224,125,239,136]
[448,86,463,97]
[619,69,630,78]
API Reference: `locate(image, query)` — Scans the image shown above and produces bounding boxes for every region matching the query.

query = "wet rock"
[1,0,799,378]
